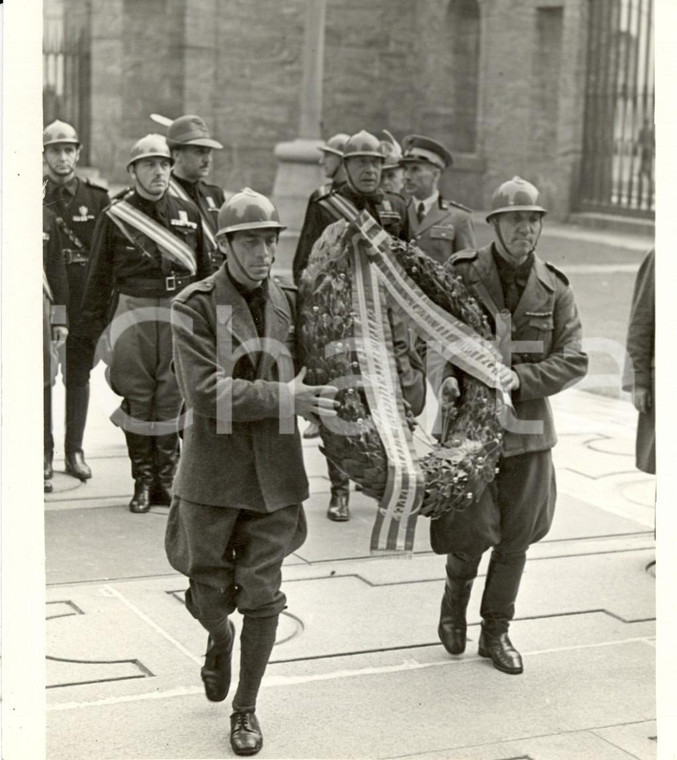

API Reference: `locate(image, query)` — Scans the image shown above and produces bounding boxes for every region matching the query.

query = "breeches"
[108,294,181,423]
[165,498,307,621]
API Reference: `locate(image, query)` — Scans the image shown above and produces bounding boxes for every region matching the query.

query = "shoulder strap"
[54,214,86,251]
[318,192,361,223]
[168,177,217,250]
[107,200,197,275]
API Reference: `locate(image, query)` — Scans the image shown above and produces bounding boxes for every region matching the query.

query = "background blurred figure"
[379,129,404,196]
[622,249,655,475]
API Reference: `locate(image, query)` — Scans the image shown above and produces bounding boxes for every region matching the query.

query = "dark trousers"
[446,450,556,632]
[165,498,307,711]
[327,459,349,496]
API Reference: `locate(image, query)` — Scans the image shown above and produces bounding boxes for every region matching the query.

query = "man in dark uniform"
[292,129,410,521]
[42,120,111,481]
[43,206,70,493]
[166,114,227,270]
[81,134,211,513]
[401,134,476,264]
[429,177,588,674]
[166,189,338,756]
[299,131,349,440]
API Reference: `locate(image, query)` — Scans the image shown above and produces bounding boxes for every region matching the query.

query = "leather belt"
[118,273,194,296]
[64,249,88,265]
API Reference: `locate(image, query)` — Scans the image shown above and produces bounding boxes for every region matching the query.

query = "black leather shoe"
[44,454,53,480]
[149,483,172,506]
[65,451,92,481]
[44,479,53,494]
[327,493,350,522]
[438,583,473,655]
[478,629,523,674]
[200,621,235,702]
[129,482,151,513]
[230,711,263,756]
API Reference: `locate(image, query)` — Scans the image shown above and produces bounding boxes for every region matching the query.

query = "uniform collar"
[415,190,439,218]
[45,174,78,197]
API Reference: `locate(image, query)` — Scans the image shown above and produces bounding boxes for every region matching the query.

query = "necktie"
[503,268,521,313]
[416,202,425,224]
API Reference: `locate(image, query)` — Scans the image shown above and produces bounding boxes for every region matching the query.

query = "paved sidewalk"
[44,368,656,760]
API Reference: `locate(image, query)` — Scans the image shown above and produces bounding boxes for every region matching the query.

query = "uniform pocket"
[430,224,455,241]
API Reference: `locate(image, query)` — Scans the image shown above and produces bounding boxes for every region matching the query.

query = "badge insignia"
[178,210,189,223]
[79,205,88,217]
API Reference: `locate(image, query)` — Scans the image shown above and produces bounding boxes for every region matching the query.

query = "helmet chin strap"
[226,241,271,291]
[344,163,381,198]
[132,169,166,201]
[494,217,542,262]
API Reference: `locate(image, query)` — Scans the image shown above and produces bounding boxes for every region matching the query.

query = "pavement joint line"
[46,635,655,713]
[99,584,202,666]
[382,719,656,760]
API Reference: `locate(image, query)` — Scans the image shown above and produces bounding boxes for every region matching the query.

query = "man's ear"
[128,165,136,181]
[75,145,83,162]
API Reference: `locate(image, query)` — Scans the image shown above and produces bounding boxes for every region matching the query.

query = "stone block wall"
[58,0,589,218]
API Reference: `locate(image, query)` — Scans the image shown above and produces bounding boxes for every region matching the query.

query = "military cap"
[401,134,453,170]
[166,115,223,150]
[319,133,350,157]
[43,120,80,147]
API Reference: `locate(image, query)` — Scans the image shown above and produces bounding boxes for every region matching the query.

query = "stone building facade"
[44,0,654,222]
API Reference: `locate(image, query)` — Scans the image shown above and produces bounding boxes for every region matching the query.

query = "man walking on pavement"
[43,205,70,493]
[292,129,410,521]
[166,189,338,756]
[42,120,111,482]
[401,134,476,264]
[81,134,211,513]
[429,177,588,675]
[166,114,227,270]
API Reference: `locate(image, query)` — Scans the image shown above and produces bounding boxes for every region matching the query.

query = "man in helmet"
[428,177,588,676]
[401,134,476,265]
[296,131,349,441]
[42,120,111,483]
[166,189,338,756]
[379,130,405,195]
[166,114,227,270]
[80,134,211,513]
[291,129,412,522]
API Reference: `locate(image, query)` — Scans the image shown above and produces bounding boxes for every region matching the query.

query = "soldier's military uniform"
[81,135,211,513]
[429,177,588,675]
[166,114,227,270]
[43,159,110,478]
[407,195,476,265]
[401,134,476,265]
[292,130,412,521]
[43,207,69,492]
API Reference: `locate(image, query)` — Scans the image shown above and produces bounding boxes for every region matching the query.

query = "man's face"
[227,229,278,286]
[493,211,544,263]
[43,143,81,179]
[344,156,383,194]
[130,157,171,197]
[173,145,213,181]
[320,152,342,179]
[403,161,440,200]
[381,167,404,195]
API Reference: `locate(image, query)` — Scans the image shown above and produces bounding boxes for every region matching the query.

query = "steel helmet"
[318,132,350,158]
[127,134,173,171]
[166,114,223,149]
[486,176,548,222]
[342,130,386,161]
[380,129,403,168]
[43,120,80,147]
[216,188,286,236]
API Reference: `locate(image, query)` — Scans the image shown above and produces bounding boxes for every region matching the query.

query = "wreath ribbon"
[350,237,424,554]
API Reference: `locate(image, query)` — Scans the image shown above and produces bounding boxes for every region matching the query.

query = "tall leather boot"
[151,433,180,506]
[65,383,92,480]
[438,553,481,655]
[478,550,527,674]
[124,431,154,513]
[326,460,350,521]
